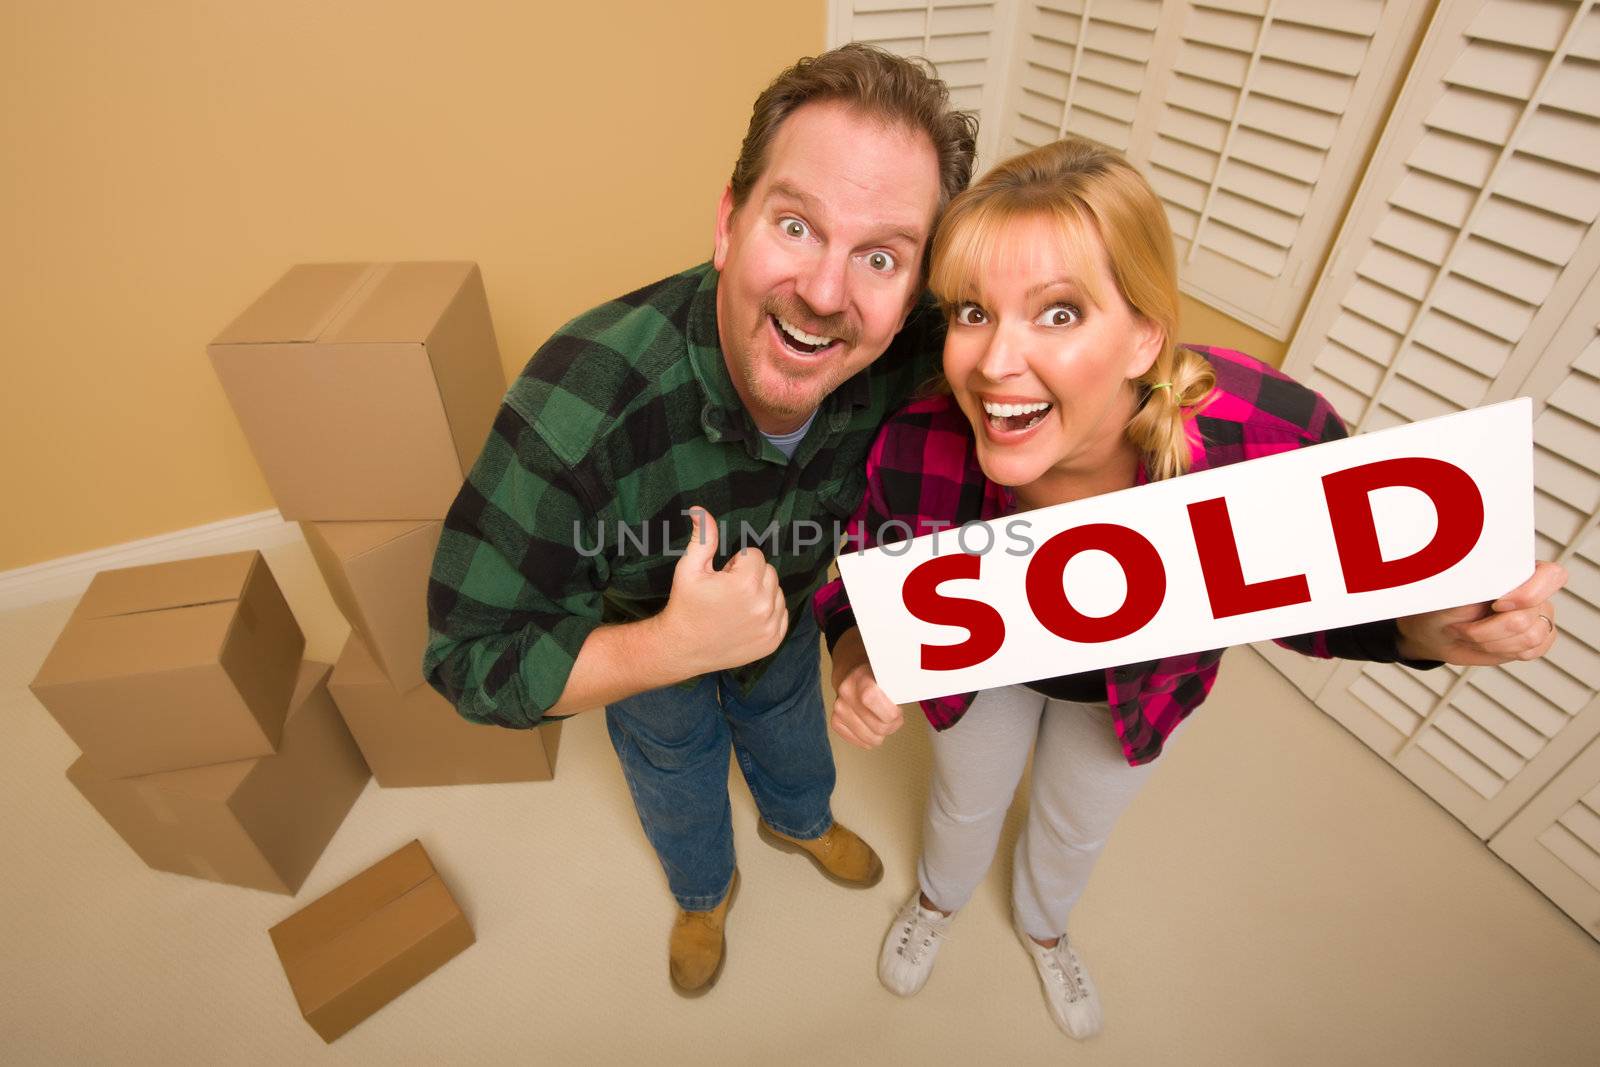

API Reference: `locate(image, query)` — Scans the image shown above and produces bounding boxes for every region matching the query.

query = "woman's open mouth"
[981,399,1053,439]
[770,314,841,358]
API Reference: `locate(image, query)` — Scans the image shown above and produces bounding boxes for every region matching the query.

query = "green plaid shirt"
[424,262,942,728]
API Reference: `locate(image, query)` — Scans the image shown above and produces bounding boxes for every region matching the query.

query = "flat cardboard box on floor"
[31,550,305,778]
[328,633,561,787]
[269,839,474,1043]
[66,661,370,894]
[209,261,507,521]
[301,519,441,693]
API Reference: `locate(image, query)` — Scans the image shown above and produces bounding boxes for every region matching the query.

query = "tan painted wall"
[4,0,1387,573]
[2,0,824,571]
[1179,295,1288,368]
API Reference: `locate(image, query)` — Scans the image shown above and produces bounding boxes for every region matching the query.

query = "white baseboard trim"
[0,510,304,612]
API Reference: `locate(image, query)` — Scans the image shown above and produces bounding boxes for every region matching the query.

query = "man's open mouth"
[982,399,1053,433]
[771,314,840,356]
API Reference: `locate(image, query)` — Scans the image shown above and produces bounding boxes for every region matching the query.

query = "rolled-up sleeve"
[423,403,608,728]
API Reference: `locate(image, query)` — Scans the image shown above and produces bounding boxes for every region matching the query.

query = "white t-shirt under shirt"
[759,410,817,460]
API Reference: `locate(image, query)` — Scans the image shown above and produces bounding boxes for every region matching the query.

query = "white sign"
[837,399,1533,705]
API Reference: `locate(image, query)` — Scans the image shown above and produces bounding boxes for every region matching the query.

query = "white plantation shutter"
[994,0,1429,339]
[1490,730,1600,938]
[838,1,1430,338]
[831,0,1020,167]
[1003,0,1168,157]
[1288,0,1600,434]
[1275,0,1600,870]
[1140,0,1430,339]
[1486,318,1600,934]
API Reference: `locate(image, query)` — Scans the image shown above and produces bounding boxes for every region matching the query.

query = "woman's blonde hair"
[928,137,1214,481]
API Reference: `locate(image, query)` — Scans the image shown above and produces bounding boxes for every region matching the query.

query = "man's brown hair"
[729,43,979,218]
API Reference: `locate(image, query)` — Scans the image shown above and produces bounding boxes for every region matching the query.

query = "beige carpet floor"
[4,537,1599,1065]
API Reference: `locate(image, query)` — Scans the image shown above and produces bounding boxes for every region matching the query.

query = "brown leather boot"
[668,869,739,997]
[757,820,884,888]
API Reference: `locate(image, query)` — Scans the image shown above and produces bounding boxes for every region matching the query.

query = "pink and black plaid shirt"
[814,346,1428,767]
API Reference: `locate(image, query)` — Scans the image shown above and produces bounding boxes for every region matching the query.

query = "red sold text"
[905,458,1483,671]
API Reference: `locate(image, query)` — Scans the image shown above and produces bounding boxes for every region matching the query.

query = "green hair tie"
[1147,381,1173,391]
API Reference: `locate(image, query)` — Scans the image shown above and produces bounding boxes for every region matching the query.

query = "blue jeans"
[605,613,836,910]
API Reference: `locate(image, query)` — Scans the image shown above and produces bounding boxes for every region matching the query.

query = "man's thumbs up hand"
[660,508,790,675]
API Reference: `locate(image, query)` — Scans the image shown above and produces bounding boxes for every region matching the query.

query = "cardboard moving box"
[32,550,305,778]
[301,519,441,693]
[66,661,370,894]
[269,839,474,1043]
[209,261,507,521]
[328,633,561,787]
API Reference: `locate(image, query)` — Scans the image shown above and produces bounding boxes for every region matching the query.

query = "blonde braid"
[1125,343,1215,482]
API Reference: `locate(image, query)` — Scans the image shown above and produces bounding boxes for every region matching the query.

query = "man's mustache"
[762,296,856,344]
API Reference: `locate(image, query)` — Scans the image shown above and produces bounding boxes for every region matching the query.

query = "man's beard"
[734,336,836,421]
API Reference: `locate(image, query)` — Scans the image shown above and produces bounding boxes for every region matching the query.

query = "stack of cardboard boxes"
[208,261,562,785]
[27,262,545,1040]
[33,558,479,1041]
[32,551,371,894]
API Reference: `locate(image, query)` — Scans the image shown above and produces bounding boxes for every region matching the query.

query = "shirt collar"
[685,263,747,446]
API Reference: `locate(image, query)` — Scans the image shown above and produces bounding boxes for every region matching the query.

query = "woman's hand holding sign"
[1396,559,1567,666]
[829,627,905,750]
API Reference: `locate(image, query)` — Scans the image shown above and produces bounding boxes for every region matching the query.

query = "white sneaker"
[878,891,954,996]
[1012,913,1103,1039]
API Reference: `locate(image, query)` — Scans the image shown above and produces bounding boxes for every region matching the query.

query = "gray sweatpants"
[917,684,1170,939]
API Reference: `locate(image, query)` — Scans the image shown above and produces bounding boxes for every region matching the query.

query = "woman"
[811,137,1565,1040]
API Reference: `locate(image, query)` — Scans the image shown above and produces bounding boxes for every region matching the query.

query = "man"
[424,45,978,996]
